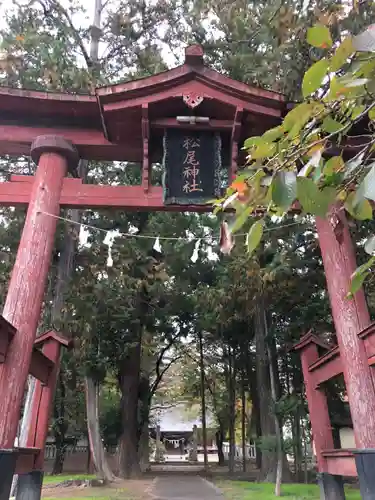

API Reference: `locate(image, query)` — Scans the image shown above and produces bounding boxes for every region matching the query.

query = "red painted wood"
[0,177,216,212]
[295,324,375,386]
[322,449,357,477]
[14,448,40,475]
[0,86,94,102]
[309,346,343,387]
[185,44,204,66]
[0,150,67,449]
[29,348,54,385]
[34,329,71,348]
[151,118,234,130]
[358,322,375,356]
[102,80,283,117]
[0,124,138,161]
[295,338,334,472]
[96,59,285,106]
[316,207,375,448]
[294,331,332,351]
[27,339,62,469]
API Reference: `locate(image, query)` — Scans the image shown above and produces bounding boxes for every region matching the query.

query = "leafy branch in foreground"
[216,20,375,294]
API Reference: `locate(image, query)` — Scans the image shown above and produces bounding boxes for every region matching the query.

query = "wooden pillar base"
[354,449,375,499]
[318,473,345,500]
[0,449,18,500]
[16,471,43,500]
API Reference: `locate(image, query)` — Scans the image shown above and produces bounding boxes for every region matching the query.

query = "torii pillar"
[0,136,78,499]
[316,205,375,499]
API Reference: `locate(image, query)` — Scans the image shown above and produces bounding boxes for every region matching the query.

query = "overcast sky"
[0,0,181,67]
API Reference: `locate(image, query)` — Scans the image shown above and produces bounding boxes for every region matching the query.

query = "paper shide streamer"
[219,221,234,255]
[103,232,116,267]
[190,239,201,263]
[153,236,162,253]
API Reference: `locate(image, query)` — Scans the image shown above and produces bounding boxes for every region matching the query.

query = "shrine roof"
[0,45,289,161]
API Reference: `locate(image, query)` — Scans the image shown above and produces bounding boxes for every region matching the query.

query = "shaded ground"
[42,478,153,500]
[151,476,223,500]
[41,473,363,500]
[217,480,362,500]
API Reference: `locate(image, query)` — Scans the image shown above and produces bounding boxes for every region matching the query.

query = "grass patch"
[43,487,136,500]
[43,474,96,485]
[217,480,362,500]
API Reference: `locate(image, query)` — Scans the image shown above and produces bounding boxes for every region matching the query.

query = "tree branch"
[39,0,92,69]
[150,354,183,398]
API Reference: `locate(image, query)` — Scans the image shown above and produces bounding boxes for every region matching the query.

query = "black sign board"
[163,129,222,205]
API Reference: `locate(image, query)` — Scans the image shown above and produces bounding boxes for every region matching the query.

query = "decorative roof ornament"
[184,44,204,66]
[183,92,204,109]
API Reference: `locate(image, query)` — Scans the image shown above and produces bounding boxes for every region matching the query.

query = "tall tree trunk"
[241,375,247,473]
[254,297,276,481]
[138,376,151,472]
[198,331,208,470]
[247,360,262,469]
[266,340,283,497]
[215,428,225,466]
[118,340,142,479]
[294,410,302,482]
[228,347,236,475]
[292,367,303,482]
[52,372,68,475]
[138,331,153,472]
[85,376,115,482]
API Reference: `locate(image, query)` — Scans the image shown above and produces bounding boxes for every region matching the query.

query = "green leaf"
[349,255,375,294]
[262,126,283,143]
[369,107,375,121]
[323,156,344,176]
[330,37,355,72]
[352,105,366,120]
[271,172,297,210]
[365,235,375,255]
[322,116,343,134]
[231,206,254,233]
[325,76,364,101]
[247,220,264,256]
[302,59,329,97]
[307,24,333,49]
[297,178,335,217]
[345,192,373,220]
[283,103,314,132]
[350,269,370,295]
[243,136,263,150]
[251,141,276,160]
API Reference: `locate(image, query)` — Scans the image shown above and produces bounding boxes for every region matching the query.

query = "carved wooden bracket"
[142,103,150,193]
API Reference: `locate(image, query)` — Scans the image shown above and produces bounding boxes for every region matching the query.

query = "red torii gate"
[0,44,373,500]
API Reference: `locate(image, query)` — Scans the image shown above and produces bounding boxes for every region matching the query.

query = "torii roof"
[0,45,288,161]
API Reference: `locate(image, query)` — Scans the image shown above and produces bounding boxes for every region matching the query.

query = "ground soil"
[42,478,154,499]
